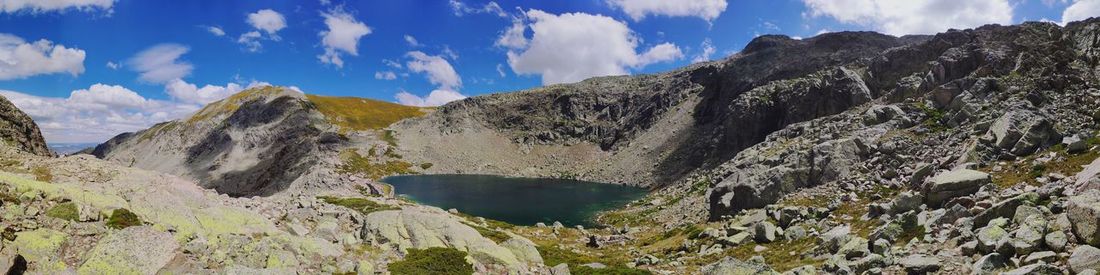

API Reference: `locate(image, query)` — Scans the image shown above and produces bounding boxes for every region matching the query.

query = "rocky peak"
[0,95,50,156]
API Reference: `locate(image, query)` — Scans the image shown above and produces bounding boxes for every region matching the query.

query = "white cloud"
[449,0,508,17]
[0,33,85,80]
[406,51,462,90]
[105,61,120,70]
[164,79,243,105]
[374,71,397,80]
[802,0,1013,36]
[441,45,459,60]
[496,63,506,77]
[246,9,287,37]
[0,84,198,143]
[395,89,467,107]
[383,59,402,69]
[237,31,263,52]
[404,35,422,47]
[495,19,528,49]
[0,0,116,13]
[501,10,684,85]
[607,0,728,21]
[206,26,226,36]
[692,38,716,63]
[127,43,193,84]
[318,8,372,68]
[1063,0,1100,25]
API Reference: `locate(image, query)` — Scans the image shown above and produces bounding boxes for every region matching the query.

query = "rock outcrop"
[0,95,50,156]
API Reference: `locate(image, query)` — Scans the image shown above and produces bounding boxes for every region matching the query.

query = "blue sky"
[0,0,1093,143]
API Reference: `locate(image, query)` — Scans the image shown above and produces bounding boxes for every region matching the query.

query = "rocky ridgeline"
[0,95,50,157]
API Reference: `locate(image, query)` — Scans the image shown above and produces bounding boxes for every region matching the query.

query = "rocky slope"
[0,95,50,157]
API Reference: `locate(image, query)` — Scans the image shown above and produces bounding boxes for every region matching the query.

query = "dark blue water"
[382,174,648,227]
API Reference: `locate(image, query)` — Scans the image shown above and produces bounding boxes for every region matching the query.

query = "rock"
[1013,205,1042,225]
[923,169,990,207]
[1045,231,1068,252]
[1023,251,1057,265]
[701,256,778,275]
[360,207,523,268]
[356,260,374,275]
[821,225,852,254]
[972,253,1010,274]
[719,232,752,246]
[837,237,869,260]
[1072,245,1100,274]
[581,263,606,269]
[1069,190,1100,246]
[784,225,807,241]
[1002,263,1062,275]
[313,219,340,241]
[890,191,923,215]
[12,228,67,270]
[782,265,815,275]
[552,221,564,229]
[910,163,934,188]
[862,104,906,125]
[973,193,1036,228]
[871,239,891,254]
[849,254,888,273]
[754,221,778,243]
[1012,224,1045,255]
[898,254,940,274]
[976,225,1008,253]
[1065,136,1089,153]
[550,263,571,275]
[78,226,179,274]
[986,110,1058,156]
[0,94,51,156]
[501,237,543,265]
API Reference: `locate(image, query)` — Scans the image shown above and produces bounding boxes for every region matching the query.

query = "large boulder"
[1071,245,1100,274]
[12,228,68,272]
[923,169,990,207]
[701,257,779,275]
[1069,190,1100,246]
[360,207,528,269]
[78,226,180,274]
[984,110,1058,157]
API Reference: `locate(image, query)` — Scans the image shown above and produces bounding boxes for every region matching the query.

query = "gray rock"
[782,265,815,275]
[923,169,990,207]
[784,225,807,241]
[1072,245,1100,274]
[972,253,1010,275]
[754,221,778,243]
[837,237,869,260]
[550,263,571,275]
[1045,231,1068,252]
[1069,190,1100,246]
[1002,263,1062,275]
[986,110,1057,156]
[701,256,778,275]
[77,226,179,274]
[821,225,852,254]
[1065,136,1088,153]
[1023,251,1057,265]
[898,254,940,274]
[862,104,906,126]
[849,253,888,273]
[910,163,934,188]
[719,232,753,246]
[976,225,1008,253]
[871,239,891,254]
[973,193,1037,228]
[361,207,524,268]
[1011,225,1045,255]
[890,191,923,215]
[1013,205,1042,225]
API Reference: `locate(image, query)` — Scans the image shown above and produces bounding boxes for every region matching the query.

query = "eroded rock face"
[0,95,50,157]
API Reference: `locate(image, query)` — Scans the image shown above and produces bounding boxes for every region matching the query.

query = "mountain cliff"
[0,95,50,157]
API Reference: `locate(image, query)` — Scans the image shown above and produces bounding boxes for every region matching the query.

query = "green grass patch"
[106,208,142,229]
[389,247,474,275]
[987,145,1099,189]
[45,202,79,221]
[306,95,426,132]
[31,166,51,182]
[538,245,650,275]
[470,224,510,243]
[318,196,398,216]
[337,150,416,180]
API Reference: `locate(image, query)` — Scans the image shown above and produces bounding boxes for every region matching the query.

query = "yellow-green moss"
[31,165,51,182]
[46,202,79,221]
[13,228,68,263]
[318,196,397,216]
[305,95,426,132]
[106,208,142,229]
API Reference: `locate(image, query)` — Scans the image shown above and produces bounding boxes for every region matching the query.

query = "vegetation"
[31,166,51,182]
[337,150,416,180]
[915,102,947,133]
[987,139,1100,189]
[306,95,426,132]
[45,202,79,221]
[187,86,280,124]
[537,245,651,275]
[381,130,399,146]
[388,247,474,275]
[106,208,142,229]
[470,224,510,243]
[318,196,397,215]
[420,163,433,170]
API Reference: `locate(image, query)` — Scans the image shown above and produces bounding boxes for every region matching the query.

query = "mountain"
[0,94,50,157]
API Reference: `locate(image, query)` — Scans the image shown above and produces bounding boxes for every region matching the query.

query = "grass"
[915,102,947,133]
[186,86,281,124]
[45,202,79,221]
[318,196,398,216]
[382,130,399,146]
[470,224,511,243]
[537,245,651,275]
[305,95,427,132]
[337,150,416,180]
[106,208,142,229]
[31,166,51,182]
[986,141,1099,189]
[388,247,474,275]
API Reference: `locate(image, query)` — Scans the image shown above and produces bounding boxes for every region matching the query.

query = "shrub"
[106,208,142,229]
[389,247,474,275]
[420,163,433,170]
[45,202,79,221]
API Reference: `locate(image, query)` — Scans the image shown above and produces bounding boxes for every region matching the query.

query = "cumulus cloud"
[501,10,683,85]
[237,31,263,52]
[802,0,1013,35]
[607,0,728,21]
[127,43,193,84]
[449,0,508,17]
[206,26,226,36]
[0,33,85,80]
[1063,0,1100,25]
[0,0,116,13]
[404,35,422,47]
[318,8,372,68]
[374,71,397,80]
[394,89,467,107]
[0,84,198,143]
[692,38,716,63]
[164,79,244,105]
[406,51,462,90]
[495,19,528,49]
[246,9,286,37]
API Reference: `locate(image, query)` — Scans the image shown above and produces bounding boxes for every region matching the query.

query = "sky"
[0,0,1095,143]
